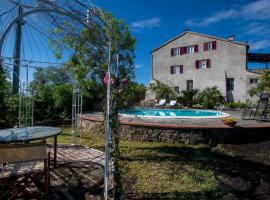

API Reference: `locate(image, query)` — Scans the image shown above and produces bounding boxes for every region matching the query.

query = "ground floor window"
[227,78,234,91]
[250,78,258,84]
[186,80,193,91]
[174,86,180,93]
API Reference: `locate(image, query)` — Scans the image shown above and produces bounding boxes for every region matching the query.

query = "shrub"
[198,86,225,109]
[177,89,199,107]
[149,81,176,101]
[249,70,270,97]
[225,101,248,109]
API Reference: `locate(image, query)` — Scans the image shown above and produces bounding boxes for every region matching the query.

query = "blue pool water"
[120,108,230,118]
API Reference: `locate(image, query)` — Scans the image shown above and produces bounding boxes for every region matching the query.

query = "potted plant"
[222,117,237,127]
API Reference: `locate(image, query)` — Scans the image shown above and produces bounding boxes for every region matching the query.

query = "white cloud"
[243,23,270,37]
[250,40,270,50]
[131,18,161,29]
[185,0,270,27]
[135,64,145,69]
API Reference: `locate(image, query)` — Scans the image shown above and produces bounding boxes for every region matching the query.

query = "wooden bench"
[0,142,50,199]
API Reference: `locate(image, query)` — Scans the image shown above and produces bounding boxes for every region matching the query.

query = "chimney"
[228,35,234,41]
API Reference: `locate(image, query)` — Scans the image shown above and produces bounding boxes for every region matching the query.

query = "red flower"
[121,78,128,85]
[103,75,115,85]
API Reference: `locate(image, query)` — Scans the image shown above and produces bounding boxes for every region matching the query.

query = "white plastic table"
[0,126,62,167]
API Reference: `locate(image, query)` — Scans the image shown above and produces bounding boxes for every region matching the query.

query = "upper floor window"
[250,78,258,84]
[170,65,183,74]
[195,59,211,69]
[186,45,195,54]
[171,48,180,56]
[171,45,198,56]
[203,41,217,51]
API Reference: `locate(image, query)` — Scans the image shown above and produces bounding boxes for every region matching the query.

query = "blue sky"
[1,0,270,85]
[95,0,270,85]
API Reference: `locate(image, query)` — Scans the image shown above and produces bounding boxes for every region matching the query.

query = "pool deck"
[81,109,270,129]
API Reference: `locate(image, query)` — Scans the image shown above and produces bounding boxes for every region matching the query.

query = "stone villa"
[147,31,267,102]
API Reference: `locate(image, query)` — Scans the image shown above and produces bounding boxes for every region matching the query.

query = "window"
[203,41,217,51]
[227,78,234,91]
[187,80,193,91]
[196,59,211,69]
[170,65,183,74]
[208,42,213,51]
[171,48,180,56]
[250,78,258,84]
[186,45,195,54]
[174,86,180,93]
[199,60,207,69]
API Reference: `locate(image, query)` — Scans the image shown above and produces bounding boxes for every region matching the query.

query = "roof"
[248,53,270,63]
[151,31,248,53]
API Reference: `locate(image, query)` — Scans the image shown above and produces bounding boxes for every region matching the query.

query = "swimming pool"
[120,108,230,119]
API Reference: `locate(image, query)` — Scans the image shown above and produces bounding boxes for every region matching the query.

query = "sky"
[95,0,270,85]
[1,0,270,85]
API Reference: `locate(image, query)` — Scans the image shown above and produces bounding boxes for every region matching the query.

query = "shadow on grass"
[120,144,270,199]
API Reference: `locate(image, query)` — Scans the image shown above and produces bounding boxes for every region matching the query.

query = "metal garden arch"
[0,1,114,199]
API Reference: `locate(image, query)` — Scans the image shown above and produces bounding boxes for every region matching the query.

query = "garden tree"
[116,82,146,108]
[49,11,136,198]
[198,86,225,109]
[49,11,136,86]
[31,66,72,87]
[178,89,200,107]
[249,70,270,97]
[0,68,6,109]
[0,68,7,126]
[30,66,105,121]
[149,80,176,101]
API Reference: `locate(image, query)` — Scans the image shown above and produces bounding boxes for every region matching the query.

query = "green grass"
[50,127,227,199]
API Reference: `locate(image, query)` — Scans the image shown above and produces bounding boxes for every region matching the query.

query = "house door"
[187,80,193,91]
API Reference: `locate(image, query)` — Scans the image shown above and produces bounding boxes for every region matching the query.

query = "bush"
[177,89,199,107]
[149,81,176,101]
[249,70,270,97]
[198,86,225,109]
[116,82,146,109]
[225,101,248,109]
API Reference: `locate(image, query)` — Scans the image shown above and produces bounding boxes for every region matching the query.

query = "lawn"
[50,127,270,199]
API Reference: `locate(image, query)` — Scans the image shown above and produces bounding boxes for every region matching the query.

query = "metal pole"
[72,84,76,144]
[104,42,111,200]
[79,91,83,144]
[31,89,34,126]
[26,65,29,125]
[13,6,23,94]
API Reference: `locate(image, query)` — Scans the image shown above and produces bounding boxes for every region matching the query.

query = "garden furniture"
[166,100,177,108]
[242,93,270,120]
[154,99,166,108]
[0,142,50,199]
[0,126,61,167]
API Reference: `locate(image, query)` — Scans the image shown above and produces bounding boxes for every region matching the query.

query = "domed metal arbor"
[0,1,116,199]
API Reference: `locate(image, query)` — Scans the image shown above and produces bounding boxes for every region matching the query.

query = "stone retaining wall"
[79,118,270,145]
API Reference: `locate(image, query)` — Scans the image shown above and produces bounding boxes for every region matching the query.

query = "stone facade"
[148,31,260,102]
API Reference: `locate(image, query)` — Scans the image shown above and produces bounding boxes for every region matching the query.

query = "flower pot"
[222,120,237,127]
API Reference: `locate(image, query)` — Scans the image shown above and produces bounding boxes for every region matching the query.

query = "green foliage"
[249,70,270,97]
[2,95,20,127]
[198,86,225,109]
[49,10,136,85]
[149,81,176,101]
[115,82,146,109]
[225,101,248,109]
[177,89,200,107]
